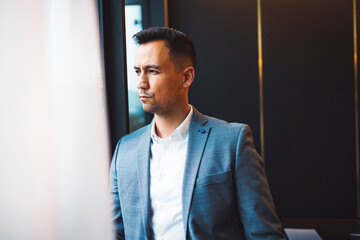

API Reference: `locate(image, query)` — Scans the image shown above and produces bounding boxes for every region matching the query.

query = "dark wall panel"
[262,0,357,217]
[167,0,358,218]
[168,0,262,151]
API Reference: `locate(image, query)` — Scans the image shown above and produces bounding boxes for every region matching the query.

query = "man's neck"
[154,104,191,139]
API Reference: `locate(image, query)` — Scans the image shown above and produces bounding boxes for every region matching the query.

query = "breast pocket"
[196,170,232,186]
[191,170,237,225]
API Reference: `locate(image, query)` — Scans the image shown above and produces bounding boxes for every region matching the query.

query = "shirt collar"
[151,105,193,143]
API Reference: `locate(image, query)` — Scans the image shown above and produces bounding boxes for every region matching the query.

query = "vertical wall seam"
[353,0,360,218]
[257,0,265,159]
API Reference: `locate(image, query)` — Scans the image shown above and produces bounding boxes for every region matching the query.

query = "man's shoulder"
[193,107,246,128]
[192,108,251,138]
[204,114,248,132]
[118,123,151,145]
[197,114,253,149]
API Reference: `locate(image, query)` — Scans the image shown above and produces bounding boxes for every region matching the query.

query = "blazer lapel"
[182,108,210,237]
[136,125,152,239]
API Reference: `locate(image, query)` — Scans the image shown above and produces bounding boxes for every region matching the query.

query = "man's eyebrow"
[145,65,160,70]
[133,65,160,70]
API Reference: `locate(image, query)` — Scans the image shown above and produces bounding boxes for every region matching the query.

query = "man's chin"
[141,105,156,114]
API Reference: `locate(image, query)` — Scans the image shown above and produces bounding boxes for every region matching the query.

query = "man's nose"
[136,73,149,90]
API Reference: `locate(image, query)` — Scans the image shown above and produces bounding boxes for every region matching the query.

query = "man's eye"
[149,69,159,74]
[135,70,140,75]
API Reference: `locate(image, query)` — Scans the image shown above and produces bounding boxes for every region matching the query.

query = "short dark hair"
[133,27,197,70]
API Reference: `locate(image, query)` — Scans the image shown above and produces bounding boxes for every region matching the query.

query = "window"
[125,4,145,132]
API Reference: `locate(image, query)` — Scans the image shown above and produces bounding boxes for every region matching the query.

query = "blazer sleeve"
[234,124,287,240]
[110,139,125,240]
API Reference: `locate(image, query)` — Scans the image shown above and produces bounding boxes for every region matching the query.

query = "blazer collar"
[182,108,210,237]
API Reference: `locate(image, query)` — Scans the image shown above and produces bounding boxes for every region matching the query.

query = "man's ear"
[182,66,195,88]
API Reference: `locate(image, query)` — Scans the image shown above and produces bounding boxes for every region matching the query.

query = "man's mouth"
[139,95,152,100]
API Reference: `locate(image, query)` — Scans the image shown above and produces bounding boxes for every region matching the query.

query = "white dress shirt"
[149,106,193,240]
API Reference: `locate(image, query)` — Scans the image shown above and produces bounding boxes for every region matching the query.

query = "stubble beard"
[141,99,173,117]
[141,103,158,115]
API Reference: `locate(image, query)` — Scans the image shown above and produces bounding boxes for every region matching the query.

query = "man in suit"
[110,27,286,240]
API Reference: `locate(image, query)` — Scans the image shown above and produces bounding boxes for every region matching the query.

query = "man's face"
[134,40,185,116]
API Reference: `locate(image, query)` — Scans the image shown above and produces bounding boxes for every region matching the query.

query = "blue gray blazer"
[110,108,286,239]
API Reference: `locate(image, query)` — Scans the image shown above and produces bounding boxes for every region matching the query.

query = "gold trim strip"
[257,0,265,159]
[164,0,169,27]
[353,0,360,218]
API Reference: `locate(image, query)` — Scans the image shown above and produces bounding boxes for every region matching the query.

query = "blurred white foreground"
[0,0,113,239]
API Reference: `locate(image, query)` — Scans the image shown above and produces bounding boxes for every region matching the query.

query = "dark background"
[102,0,359,218]
[168,0,358,218]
